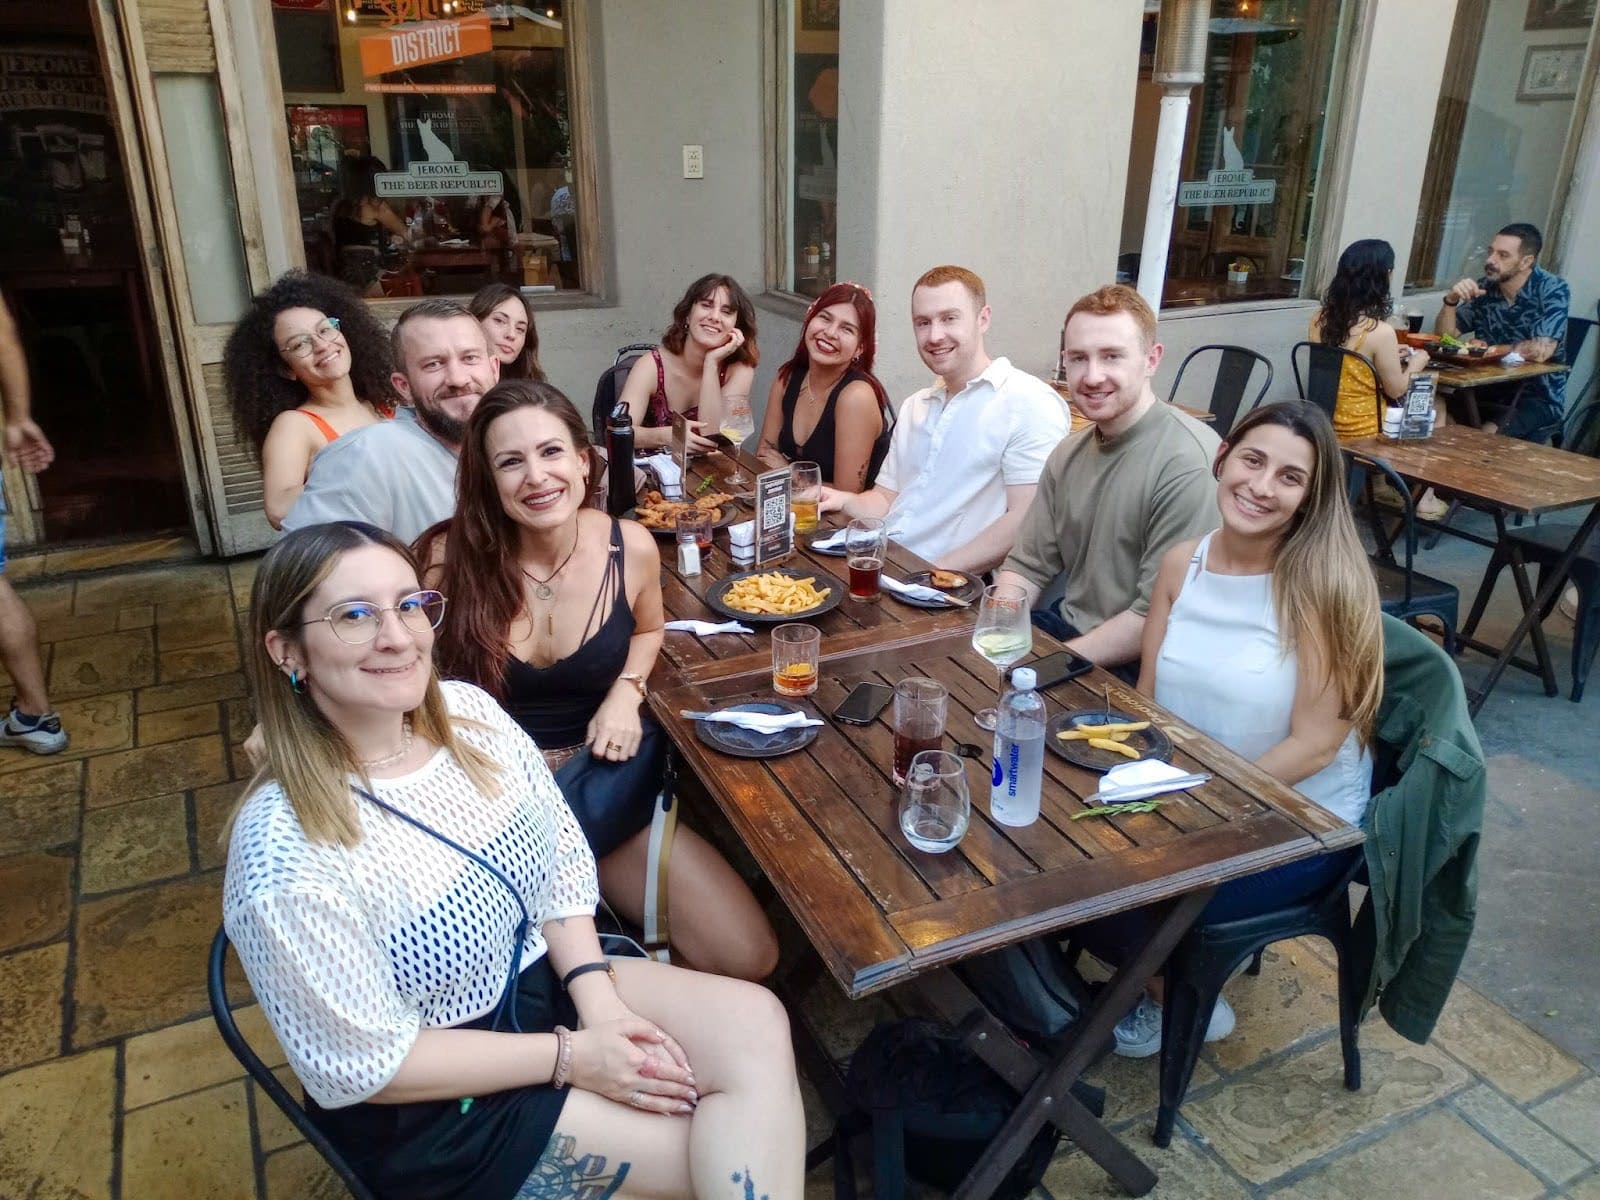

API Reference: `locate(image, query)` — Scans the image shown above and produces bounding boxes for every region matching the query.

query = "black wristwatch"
[1442,297,1459,307]
[561,960,617,990]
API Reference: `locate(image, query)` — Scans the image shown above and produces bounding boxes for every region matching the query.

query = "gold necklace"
[358,719,413,769]
[520,523,581,633]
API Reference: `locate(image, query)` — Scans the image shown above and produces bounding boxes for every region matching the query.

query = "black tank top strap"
[776,367,806,461]
[578,518,626,645]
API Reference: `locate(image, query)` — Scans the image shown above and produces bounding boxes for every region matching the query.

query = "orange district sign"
[359,14,491,77]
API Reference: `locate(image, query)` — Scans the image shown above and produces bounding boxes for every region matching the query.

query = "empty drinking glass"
[898,750,971,853]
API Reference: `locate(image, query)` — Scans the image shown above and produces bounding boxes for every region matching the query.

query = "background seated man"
[995,285,1219,679]
[1436,221,1570,440]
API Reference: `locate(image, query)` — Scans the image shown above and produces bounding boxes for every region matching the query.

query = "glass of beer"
[772,623,820,697]
[675,509,713,552]
[892,676,948,786]
[790,461,821,535]
[845,518,886,601]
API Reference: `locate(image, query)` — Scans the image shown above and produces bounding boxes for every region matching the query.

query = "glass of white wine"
[971,582,1032,731]
[720,397,757,489]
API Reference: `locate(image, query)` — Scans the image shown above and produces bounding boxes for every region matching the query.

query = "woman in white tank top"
[1104,401,1384,1058]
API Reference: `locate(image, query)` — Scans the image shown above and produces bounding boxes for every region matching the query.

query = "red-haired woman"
[756,282,891,492]
[418,379,777,983]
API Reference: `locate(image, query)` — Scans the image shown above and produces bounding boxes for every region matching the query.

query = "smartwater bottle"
[991,666,1046,827]
[605,400,636,518]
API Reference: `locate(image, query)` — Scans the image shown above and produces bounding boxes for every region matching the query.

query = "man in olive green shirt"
[996,286,1220,674]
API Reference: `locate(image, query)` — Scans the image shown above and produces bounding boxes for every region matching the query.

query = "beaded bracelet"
[551,1025,574,1089]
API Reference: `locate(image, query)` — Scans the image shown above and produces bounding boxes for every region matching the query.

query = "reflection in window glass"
[1408,0,1595,290]
[1121,1,1345,310]
[274,2,581,298]
[782,0,840,298]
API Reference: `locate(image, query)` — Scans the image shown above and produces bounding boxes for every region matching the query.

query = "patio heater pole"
[1136,0,1209,311]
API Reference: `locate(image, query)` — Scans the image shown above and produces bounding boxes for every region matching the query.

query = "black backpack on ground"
[827,1016,1092,1200]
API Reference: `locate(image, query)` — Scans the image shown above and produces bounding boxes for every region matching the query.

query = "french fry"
[1088,737,1141,758]
[1056,722,1148,742]
[721,572,830,615]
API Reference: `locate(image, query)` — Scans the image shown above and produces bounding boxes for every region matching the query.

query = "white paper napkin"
[1501,351,1526,367]
[810,528,848,551]
[1095,759,1211,804]
[685,709,824,734]
[639,453,684,499]
[881,575,954,605]
[664,619,755,636]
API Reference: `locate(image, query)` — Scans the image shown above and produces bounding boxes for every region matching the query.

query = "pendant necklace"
[521,524,581,634]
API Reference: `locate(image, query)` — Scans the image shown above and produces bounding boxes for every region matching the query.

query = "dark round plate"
[626,502,741,538]
[1046,708,1173,772]
[693,700,819,759]
[703,567,844,624]
[895,570,983,609]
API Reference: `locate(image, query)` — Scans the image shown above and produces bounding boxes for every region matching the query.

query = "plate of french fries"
[1046,708,1174,772]
[704,567,843,624]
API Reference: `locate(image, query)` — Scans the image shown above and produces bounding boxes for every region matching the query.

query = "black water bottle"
[605,400,637,517]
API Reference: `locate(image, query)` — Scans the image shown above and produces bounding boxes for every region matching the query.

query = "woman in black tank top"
[420,380,778,982]
[757,282,892,491]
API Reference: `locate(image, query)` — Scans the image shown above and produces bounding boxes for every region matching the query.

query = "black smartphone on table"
[832,682,895,725]
[1027,649,1096,690]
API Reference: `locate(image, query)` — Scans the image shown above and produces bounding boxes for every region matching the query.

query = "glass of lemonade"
[898,750,970,853]
[845,517,886,601]
[971,582,1032,730]
[720,396,757,488]
[771,623,820,697]
[790,461,821,534]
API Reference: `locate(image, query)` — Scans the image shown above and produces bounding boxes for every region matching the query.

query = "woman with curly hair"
[616,273,759,452]
[223,271,402,528]
[469,283,545,382]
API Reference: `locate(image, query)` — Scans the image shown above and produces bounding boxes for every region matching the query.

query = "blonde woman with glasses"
[223,522,803,1200]
[223,272,401,528]
[1082,402,1383,1058]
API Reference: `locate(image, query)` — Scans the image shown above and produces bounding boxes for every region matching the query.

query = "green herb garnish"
[1439,331,1465,349]
[1071,798,1169,820]
[696,475,715,495]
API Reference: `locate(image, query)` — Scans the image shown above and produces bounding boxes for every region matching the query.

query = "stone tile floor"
[2,556,1598,1199]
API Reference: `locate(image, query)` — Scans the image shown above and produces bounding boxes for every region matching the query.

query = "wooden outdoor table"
[1344,425,1600,713]
[649,624,1361,1196]
[1429,359,1568,428]
[649,448,972,680]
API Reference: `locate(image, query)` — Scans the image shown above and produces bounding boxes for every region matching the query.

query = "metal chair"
[590,342,657,439]
[208,927,377,1200]
[1291,340,1383,428]
[1165,344,1274,433]
[1344,450,1459,653]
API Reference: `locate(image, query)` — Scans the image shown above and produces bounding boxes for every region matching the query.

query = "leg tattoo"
[518,1133,629,1200]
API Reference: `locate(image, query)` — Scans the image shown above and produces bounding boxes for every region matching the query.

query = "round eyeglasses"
[278,316,343,361]
[299,590,447,645]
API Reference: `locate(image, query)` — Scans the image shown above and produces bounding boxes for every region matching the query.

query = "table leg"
[1469,501,1600,715]
[934,886,1217,1198]
[1492,511,1559,697]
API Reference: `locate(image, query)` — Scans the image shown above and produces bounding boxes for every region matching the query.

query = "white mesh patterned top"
[223,680,599,1110]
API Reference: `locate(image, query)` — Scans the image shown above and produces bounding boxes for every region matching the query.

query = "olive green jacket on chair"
[1351,616,1486,1044]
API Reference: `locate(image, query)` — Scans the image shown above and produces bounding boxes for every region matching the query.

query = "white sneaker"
[0,707,69,755]
[1558,584,1579,623]
[1113,992,1236,1058]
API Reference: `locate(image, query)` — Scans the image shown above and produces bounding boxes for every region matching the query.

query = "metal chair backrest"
[1292,340,1382,426]
[1566,315,1595,368]
[1166,344,1274,433]
[590,342,657,440]
[1344,449,1417,605]
[208,927,378,1200]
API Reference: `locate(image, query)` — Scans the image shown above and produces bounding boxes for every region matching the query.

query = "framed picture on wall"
[1525,0,1597,30]
[1517,43,1585,100]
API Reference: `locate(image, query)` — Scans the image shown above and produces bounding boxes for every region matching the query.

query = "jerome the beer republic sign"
[1178,127,1276,208]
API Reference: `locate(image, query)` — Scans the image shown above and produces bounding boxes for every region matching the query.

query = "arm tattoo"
[518,1133,629,1200]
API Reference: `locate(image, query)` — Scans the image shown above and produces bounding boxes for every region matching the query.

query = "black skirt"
[307,956,577,1200]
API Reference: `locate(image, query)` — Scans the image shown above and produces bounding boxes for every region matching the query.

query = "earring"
[288,668,306,694]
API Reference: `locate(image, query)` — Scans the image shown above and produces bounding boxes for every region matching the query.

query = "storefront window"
[1407,0,1596,290]
[777,0,840,298]
[272,0,584,298]
[1121,0,1346,309]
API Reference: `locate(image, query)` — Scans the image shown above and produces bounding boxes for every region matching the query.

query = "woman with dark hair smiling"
[222,270,400,528]
[616,273,759,453]
[416,379,778,982]
[470,283,546,382]
[756,281,892,492]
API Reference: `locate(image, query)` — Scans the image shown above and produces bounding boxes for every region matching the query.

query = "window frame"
[256,0,608,314]
[761,0,836,313]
